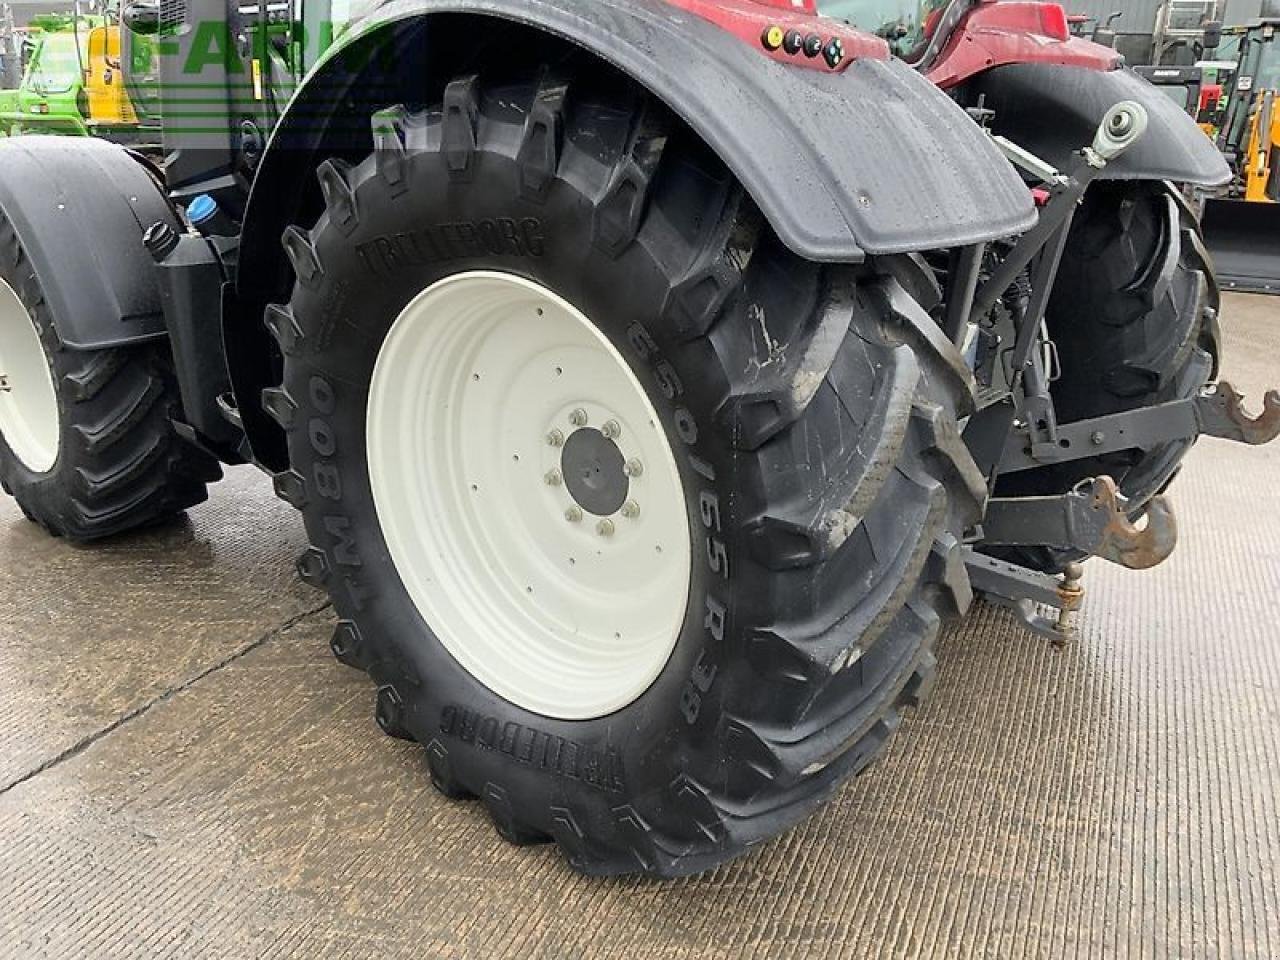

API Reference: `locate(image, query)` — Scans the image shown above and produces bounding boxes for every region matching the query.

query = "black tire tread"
[271,69,984,878]
[0,213,221,541]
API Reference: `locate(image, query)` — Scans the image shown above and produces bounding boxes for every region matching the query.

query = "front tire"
[0,210,221,540]
[269,69,986,876]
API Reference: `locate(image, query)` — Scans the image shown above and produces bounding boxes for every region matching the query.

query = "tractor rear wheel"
[0,211,221,540]
[992,181,1219,572]
[267,69,987,877]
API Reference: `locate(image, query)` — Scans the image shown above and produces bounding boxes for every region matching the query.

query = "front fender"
[0,136,177,351]
[970,63,1231,186]
[244,0,1035,267]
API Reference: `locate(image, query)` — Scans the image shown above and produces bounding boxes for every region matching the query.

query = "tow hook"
[979,475,1178,572]
[1198,383,1280,445]
[1086,478,1177,571]
[963,550,1087,645]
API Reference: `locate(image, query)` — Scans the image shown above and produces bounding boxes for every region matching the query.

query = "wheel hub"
[560,426,629,517]
[366,271,691,720]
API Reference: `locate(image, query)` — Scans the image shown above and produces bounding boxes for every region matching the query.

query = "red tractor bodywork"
[924,1,1121,88]
[673,0,1120,86]
[665,0,888,72]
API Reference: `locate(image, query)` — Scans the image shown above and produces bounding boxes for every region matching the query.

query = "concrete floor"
[1,295,1277,959]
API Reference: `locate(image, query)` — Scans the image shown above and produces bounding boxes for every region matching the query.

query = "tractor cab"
[817,0,940,56]
[1218,18,1280,169]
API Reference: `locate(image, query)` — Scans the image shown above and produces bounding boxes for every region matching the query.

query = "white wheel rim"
[0,277,59,473]
[367,271,692,720]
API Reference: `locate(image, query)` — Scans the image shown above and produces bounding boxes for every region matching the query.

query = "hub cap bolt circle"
[570,408,589,428]
[566,506,583,523]
[602,420,621,440]
[546,429,564,448]
[545,469,563,487]
[597,519,616,537]
[621,501,640,519]
[624,459,644,478]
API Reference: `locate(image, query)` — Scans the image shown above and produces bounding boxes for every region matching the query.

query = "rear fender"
[233,0,1038,467]
[969,63,1231,186]
[241,0,1036,265]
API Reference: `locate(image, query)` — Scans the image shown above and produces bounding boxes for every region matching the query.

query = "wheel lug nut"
[546,429,564,448]
[545,469,563,487]
[596,519,615,537]
[569,408,588,427]
[624,459,644,478]
[602,420,621,440]
[621,501,640,519]
[565,506,583,523]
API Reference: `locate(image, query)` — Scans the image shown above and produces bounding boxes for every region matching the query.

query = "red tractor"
[0,0,1276,876]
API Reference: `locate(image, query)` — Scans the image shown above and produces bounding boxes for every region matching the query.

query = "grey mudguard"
[0,137,177,351]
[973,63,1231,186]
[247,0,1036,262]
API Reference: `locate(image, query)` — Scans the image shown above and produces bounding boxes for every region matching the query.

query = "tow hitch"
[953,102,1280,641]
[981,476,1178,570]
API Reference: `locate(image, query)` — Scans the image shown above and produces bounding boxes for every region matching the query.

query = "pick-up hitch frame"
[945,101,1280,641]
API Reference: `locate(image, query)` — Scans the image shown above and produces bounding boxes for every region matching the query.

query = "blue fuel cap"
[187,194,218,225]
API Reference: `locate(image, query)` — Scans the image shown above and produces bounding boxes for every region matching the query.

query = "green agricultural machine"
[0,12,159,144]
[0,0,1277,878]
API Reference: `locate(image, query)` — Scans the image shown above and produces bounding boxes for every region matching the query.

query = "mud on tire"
[0,212,222,541]
[268,67,987,877]
[992,181,1219,573]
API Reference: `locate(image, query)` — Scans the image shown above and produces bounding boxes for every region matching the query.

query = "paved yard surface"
[1,294,1277,959]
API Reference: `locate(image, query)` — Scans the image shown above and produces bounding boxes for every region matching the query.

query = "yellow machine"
[1240,88,1278,199]
[83,24,139,126]
[1203,17,1280,292]
[0,15,154,142]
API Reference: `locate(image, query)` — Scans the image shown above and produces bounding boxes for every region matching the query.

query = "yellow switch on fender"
[761,25,785,51]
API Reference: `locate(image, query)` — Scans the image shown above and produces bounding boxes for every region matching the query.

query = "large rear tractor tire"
[0,212,221,540]
[992,181,1219,572]
[268,69,987,877]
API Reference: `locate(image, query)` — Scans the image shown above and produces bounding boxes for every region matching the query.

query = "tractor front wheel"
[0,211,221,540]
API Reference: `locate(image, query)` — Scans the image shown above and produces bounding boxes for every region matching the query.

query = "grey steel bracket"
[971,101,1149,326]
[964,548,1085,645]
[964,102,1151,485]
[980,476,1177,570]
[999,381,1280,474]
